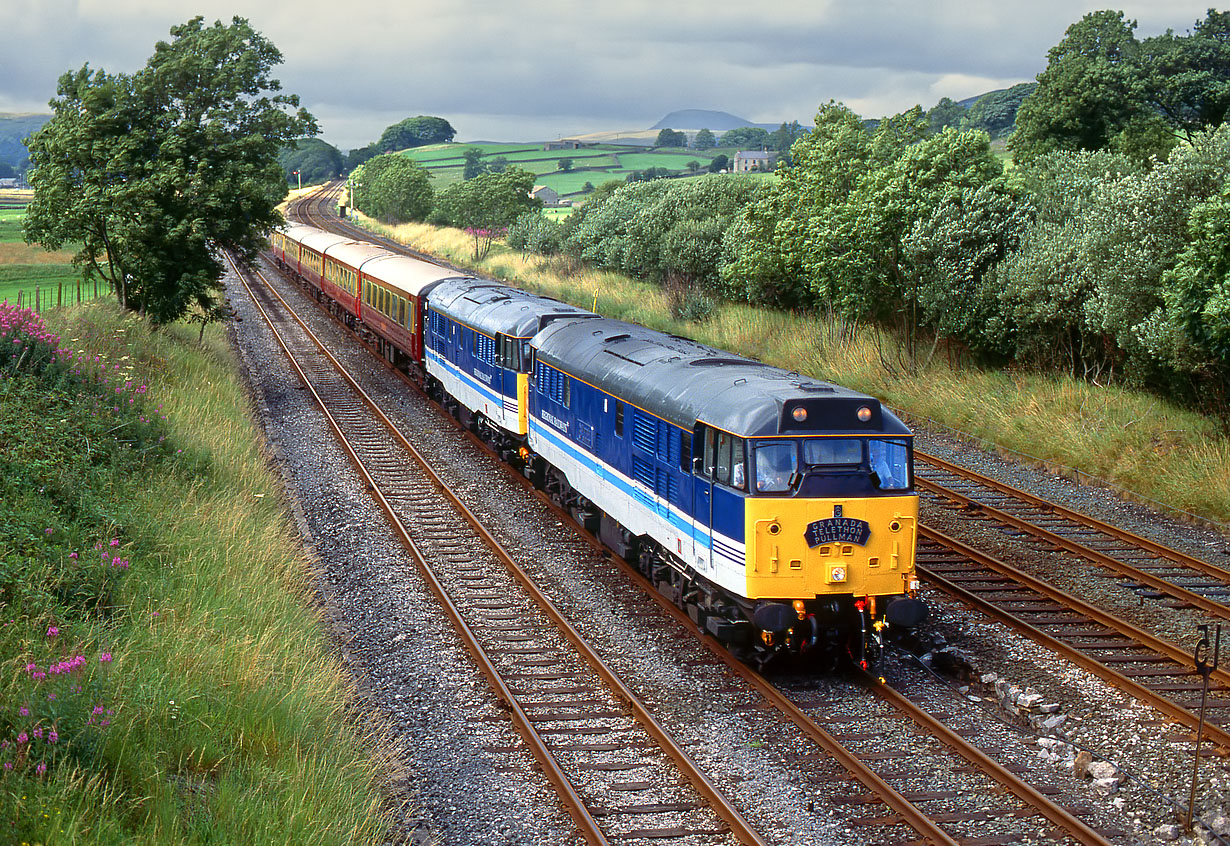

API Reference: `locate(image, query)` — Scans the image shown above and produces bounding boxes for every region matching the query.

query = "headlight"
[830,566,847,583]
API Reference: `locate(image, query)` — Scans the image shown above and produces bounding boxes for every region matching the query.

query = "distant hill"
[0,113,50,173]
[650,109,780,131]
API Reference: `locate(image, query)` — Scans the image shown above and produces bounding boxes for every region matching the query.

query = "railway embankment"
[0,301,390,843]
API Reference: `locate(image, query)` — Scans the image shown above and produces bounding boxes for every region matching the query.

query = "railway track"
[250,187,1124,844]
[916,451,1230,621]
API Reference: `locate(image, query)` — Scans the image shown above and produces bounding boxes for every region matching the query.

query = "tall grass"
[353,212,1230,527]
[1,302,391,844]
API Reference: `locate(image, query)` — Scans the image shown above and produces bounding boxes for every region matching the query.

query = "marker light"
[830,566,847,583]
[857,406,872,422]
[792,407,808,422]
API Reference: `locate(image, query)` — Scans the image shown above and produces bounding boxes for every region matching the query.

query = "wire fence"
[3,279,104,312]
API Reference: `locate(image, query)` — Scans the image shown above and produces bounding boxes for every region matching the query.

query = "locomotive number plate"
[805,518,871,548]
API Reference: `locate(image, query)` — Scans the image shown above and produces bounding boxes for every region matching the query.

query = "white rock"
[980,672,998,685]
[1153,823,1181,841]
[1017,692,1045,709]
[1092,776,1119,794]
[1087,761,1119,781]
[1038,702,1062,713]
[1036,737,1059,750]
[1040,714,1067,730]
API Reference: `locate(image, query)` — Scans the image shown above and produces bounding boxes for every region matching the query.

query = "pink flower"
[47,729,58,744]
[18,706,29,717]
[99,652,112,663]
[32,728,43,740]
[92,705,104,715]
[46,626,58,638]
[16,733,27,745]
[3,762,11,771]
[44,528,53,535]
[69,552,78,560]
[35,762,46,775]
[109,538,119,547]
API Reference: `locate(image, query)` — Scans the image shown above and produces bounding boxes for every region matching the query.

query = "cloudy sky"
[0,1,1217,149]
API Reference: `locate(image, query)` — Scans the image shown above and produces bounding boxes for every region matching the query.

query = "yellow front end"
[744,495,918,600]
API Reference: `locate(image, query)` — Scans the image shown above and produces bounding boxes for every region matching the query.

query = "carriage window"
[804,438,863,467]
[869,439,910,490]
[754,442,798,493]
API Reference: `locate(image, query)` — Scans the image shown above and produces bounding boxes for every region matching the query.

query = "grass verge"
[353,212,1230,528]
[0,301,391,844]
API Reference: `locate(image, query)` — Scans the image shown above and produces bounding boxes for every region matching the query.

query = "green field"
[0,206,99,307]
[398,142,731,198]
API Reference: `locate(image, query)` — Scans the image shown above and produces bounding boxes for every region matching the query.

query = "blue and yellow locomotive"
[526,318,926,668]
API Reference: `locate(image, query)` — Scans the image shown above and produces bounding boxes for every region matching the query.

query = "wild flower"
[45,626,58,638]
[99,653,112,664]
[34,762,45,776]
[18,706,29,717]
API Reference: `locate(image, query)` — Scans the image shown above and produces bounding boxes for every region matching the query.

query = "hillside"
[0,113,50,172]
[650,109,780,131]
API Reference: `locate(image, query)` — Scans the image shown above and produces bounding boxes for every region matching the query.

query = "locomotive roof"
[428,278,595,339]
[533,317,910,439]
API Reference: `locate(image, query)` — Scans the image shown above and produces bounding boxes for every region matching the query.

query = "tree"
[434,167,540,260]
[694,128,715,150]
[558,157,574,172]
[487,156,509,174]
[377,115,456,152]
[707,154,729,173]
[719,126,770,148]
[581,181,595,193]
[346,142,378,170]
[655,128,686,147]
[355,154,433,223]
[462,147,487,179]
[770,120,806,151]
[926,98,965,134]
[278,137,343,185]
[686,160,701,174]
[1011,11,1145,162]
[1140,11,1230,145]
[24,16,315,324]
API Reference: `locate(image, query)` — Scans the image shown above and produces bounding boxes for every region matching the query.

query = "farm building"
[732,151,778,173]
[531,185,561,206]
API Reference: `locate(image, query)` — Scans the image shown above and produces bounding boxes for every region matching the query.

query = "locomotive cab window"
[803,438,862,468]
[869,438,910,490]
[754,441,798,493]
[714,431,747,490]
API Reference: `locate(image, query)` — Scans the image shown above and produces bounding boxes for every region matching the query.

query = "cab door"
[691,424,715,572]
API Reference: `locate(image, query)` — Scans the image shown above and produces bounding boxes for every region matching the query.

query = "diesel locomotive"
[270,223,927,668]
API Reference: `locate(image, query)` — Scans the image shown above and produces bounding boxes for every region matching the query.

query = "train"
[269,222,928,669]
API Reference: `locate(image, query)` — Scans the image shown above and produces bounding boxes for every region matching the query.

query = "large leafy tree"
[24,16,315,324]
[354,154,433,223]
[1141,11,1230,144]
[1011,11,1146,162]
[377,116,456,152]
[278,137,343,185]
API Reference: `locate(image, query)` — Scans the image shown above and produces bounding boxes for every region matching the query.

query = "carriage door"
[691,423,716,572]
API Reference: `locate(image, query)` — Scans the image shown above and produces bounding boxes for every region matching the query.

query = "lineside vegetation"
[0,302,391,843]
